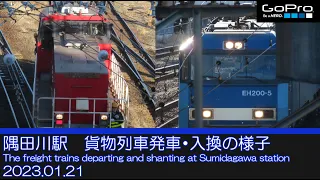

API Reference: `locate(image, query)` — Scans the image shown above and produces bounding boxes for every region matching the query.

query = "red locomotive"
[33,3,129,128]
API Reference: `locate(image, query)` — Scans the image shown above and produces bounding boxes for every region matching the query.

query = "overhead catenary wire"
[94,6,156,81]
[0,23,34,95]
[110,2,154,29]
[157,21,216,108]
[6,64,32,128]
[31,2,153,80]
[157,21,266,107]
[0,3,53,27]
[34,2,153,76]
[157,21,273,127]
[0,75,20,128]
[204,43,276,96]
[178,21,267,81]
[0,1,155,126]
[28,15,152,100]
[201,22,266,77]
[0,28,32,128]
[88,6,155,62]
[155,25,188,108]
[177,42,277,115]
[3,6,151,31]
[107,1,156,73]
[163,31,181,66]
[156,17,212,35]
[23,4,155,100]
[105,13,154,47]
[154,17,192,110]
[6,12,26,30]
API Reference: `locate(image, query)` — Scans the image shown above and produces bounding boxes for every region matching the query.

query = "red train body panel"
[54,74,109,124]
[36,41,53,78]
[33,5,122,128]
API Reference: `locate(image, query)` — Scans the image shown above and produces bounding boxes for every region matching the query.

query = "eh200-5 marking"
[242,90,272,97]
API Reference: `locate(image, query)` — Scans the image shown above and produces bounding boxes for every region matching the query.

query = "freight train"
[178,22,288,127]
[33,2,129,128]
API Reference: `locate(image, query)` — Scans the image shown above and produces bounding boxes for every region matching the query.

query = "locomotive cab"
[178,30,289,128]
[33,5,129,128]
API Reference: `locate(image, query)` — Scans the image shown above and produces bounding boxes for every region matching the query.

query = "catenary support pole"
[193,9,203,128]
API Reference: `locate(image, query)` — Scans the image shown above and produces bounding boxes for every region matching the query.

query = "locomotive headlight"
[56,114,63,120]
[203,110,212,118]
[100,114,108,120]
[189,108,214,120]
[254,110,264,118]
[253,109,275,119]
[225,41,234,49]
[234,42,243,49]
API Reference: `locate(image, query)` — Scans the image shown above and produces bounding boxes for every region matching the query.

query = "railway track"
[155,44,181,127]
[108,1,156,70]
[1,2,156,127]
[111,31,155,77]
[155,46,180,87]
[156,46,180,59]
[155,45,181,127]
[155,98,179,128]
[0,30,34,128]
[157,116,178,128]
[0,56,34,128]
[110,26,156,108]
[156,72,176,81]
[154,71,179,127]
[155,99,178,112]
[155,63,179,81]
[155,63,179,73]
[107,2,156,109]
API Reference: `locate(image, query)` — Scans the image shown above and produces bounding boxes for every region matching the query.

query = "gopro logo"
[261,4,314,19]
[262,4,313,13]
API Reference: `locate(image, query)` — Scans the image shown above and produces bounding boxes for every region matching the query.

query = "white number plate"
[242,90,272,96]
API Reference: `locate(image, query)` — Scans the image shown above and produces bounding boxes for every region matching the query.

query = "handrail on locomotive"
[36,97,129,128]
[33,53,130,128]
[31,2,130,128]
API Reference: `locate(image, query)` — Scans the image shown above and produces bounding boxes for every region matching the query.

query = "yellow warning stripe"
[108,121,124,128]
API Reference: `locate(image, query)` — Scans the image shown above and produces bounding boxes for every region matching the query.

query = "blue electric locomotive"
[178,29,289,127]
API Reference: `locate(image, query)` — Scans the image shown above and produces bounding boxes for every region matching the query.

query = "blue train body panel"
[178,31,289,128]
[179,83,288,127]
[192,85,278,108]
[202,32,277,51]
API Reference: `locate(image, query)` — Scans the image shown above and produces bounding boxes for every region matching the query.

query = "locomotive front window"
[189,55,276,81]
[83,22,107,36]
[54,21,107,36]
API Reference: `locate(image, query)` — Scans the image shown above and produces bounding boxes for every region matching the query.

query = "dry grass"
[0,1,156,128]
[0,1,46,60]
[109,1,156,128]
[113,1,155,58]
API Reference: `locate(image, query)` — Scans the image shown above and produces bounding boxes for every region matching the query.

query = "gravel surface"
[155,33,190,127]
[108,2,156,127]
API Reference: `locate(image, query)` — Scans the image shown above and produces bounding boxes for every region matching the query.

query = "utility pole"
[193,9,203,128]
